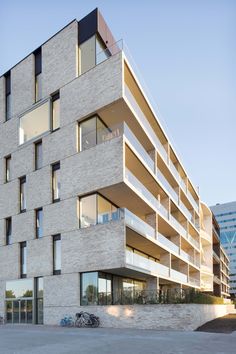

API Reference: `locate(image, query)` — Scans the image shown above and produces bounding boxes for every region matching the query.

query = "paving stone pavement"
[0,325,236,354]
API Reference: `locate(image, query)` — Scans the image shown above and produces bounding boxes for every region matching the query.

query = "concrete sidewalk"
[0,325,236,354]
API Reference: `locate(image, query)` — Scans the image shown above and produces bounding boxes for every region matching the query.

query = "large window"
[79,193,118,228]
[79,35,110,75]
[52,162,60,202]
[35,208,43,238]
[19,100,50,145]
[19,176,26,212]
[35,140,43,170]
[5,217,12,245]
[34,48,42,102]
[20,242,27,278]
[79,116,109,151]
[5,155,11,183]
[80,272,145,306]
[5,71,11,121]
[53,234,61,275]
[52,92,60,131]
[81,272,111,306]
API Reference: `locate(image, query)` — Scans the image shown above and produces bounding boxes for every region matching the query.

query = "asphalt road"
[0,325,236,354]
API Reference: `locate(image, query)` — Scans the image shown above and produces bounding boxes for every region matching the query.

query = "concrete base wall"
[44,304,235,331]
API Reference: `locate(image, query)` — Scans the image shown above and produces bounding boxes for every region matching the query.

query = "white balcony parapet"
[126,250,170,278]
[124,209,156,240]
[124,84,168,164]
[156,167,179,204]
[170,269,188,283]
[157,232,179,254]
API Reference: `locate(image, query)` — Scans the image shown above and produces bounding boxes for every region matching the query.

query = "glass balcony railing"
[124,209,156,240]
[126,250,170,278]
[156,168,179,204]
[170,269,188,283]
[189,277,200,287]
[169,160,180,182]
[123,124,155,172]
[179,200,194,223]
[188,234,200,249]
[187,191,199,213]
[158,233,179,254]
[169,215,187,237]
[124,85,168,164]
[125,168,159,211]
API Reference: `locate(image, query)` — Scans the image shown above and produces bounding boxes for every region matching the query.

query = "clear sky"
[0,0,235,207]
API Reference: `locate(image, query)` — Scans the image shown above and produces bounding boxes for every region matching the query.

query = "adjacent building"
[211,201,236,298]
[0,8,226,325]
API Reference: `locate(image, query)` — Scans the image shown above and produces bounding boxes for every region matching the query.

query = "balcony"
[156,167,179,205]
[170,269,188,284]
[126,249,170,278]
[157,232,179,254]
[124,84,168,164]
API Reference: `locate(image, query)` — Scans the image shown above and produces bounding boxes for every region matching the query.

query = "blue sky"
[0,0,235,206]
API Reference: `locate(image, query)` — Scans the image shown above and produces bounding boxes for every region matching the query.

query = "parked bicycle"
[75,311,100,328]
[60,315,74,327]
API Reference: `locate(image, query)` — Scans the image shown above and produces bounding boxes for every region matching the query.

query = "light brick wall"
[27,237,53,277]
[44,303,235,330]
[44,274,80,308]
[62,220,126,274]
[42,20,78,98]
[11,55,35,117]
[0,244,19,281]
[60,52,123,127]
[61,136,124,199]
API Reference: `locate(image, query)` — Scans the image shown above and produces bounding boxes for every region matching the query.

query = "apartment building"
[211,201,236,298]
[211,216,230,298]
[0,8,213,325]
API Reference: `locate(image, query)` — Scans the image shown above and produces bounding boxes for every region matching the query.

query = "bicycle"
[75,311,100,328]
[60,315,74,327]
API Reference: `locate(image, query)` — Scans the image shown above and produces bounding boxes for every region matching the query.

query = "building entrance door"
[6,299,33,324]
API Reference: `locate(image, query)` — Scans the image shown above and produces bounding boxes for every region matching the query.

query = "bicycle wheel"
[75,316,85,328]
[91,317,100,328]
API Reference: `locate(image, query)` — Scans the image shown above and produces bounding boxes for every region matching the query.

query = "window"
[19,176,26,212]
[5,217,12,245]
[52,162,60,202]
[79,35,110,75]
[19,100,50,145]
[20,242,27,278]
[51,92,60,131]
[80,272,145,306]
[53,234,61,275]
[35,208,43,238]
[5,71,11,120]
[79,193,118,228]
[5,155,11,182]
[79,116,109,151]
[35,140,42,170]
[80,194,97,228]
[34,48,42,102]
[35,277,43,324]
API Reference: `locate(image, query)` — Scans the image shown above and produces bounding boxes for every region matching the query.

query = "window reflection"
[81,272,145,306]
[80,116,109,151]
[19,100,50,145]
[79,193,118,228]
[6,279,33,299]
